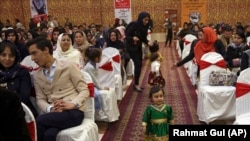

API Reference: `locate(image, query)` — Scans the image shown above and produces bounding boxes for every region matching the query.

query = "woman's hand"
[171,63,178,69]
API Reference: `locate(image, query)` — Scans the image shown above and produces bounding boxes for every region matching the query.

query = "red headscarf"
[194,27,217,65]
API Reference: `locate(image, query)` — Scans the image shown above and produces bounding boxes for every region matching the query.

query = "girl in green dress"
[142,85,174,141]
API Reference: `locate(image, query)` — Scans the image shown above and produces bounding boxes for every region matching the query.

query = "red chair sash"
[27,121,36,141]
[99,61,113,71]
[87,83,94,97]
[112,55,120,63]
[199,59,226,70]
[183,38,191,45]
[20,65,40,72]
[236,82,250,98]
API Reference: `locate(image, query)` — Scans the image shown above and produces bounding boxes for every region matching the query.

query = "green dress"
[142,104,174,140]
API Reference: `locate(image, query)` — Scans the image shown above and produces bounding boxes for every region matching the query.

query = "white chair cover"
[56,71,99,141]
[97,53,115,87]
[102,47,123,100]
[182,34,197,69]
[122,65,127,89]
[81,71,95,120]
[188,60,198,86]
[96,49,120,122]
[126,59,135,77]
[176,40,182,58]
[197,52,236,124]
[247,36,250,46]
[98,88,120,122]
[234,68,250,125]
[20,55,41,114]
[22,102,37,141]
[142,43,150,59]
[20,55,40,84]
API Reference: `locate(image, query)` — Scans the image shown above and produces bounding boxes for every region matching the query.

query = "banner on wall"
[181,0,207,26]
[114,0,132,26]
[30,0,48,24]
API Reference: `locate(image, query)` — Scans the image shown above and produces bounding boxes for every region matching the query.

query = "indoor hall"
[1,0,250,141]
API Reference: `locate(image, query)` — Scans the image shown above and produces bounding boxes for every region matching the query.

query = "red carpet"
[101,42,202,141]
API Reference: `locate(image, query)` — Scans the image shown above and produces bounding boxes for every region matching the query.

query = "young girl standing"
[148,51,165,87]
[142,85,174,141]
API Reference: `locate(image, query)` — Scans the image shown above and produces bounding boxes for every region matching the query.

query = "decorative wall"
[207,0,250,25]
[1,0,250,33]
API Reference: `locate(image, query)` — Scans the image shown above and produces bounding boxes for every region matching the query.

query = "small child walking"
[142,85,174,141]
[148,51,165,87]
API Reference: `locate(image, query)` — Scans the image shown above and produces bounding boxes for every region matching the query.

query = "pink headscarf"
[116,26,126,42]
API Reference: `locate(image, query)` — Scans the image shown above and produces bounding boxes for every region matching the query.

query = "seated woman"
[5,29,29,62]
[73,31,91,65]
[106,28,126,84]
[194,26,226,66]
[84,29,96,47]
[238,49,250,75]
[0,41,37,117]
[53,33,83,69]
[226,29,249,72]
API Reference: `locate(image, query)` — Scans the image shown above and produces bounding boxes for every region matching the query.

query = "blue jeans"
[94,87,102,110]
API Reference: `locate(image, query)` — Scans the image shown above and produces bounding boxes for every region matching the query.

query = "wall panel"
[1,0,250,32]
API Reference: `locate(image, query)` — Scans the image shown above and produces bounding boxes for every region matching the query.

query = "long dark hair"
[0,41,19,70]
[136,11,152,39]
[5,29,19,44]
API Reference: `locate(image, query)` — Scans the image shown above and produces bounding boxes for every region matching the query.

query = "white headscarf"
[53,33,83,68]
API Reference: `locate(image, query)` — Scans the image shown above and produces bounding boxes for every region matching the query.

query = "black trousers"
[165,35,173,46]
[128,50,143,85]
[36,109,84,141]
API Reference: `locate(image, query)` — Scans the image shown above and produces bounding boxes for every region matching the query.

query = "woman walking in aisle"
[125,11,153,92]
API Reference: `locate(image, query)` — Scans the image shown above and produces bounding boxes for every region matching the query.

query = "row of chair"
[197,52,250,125]
[22,71,99,141]
[176,39,250,125]
[22,47,135,141]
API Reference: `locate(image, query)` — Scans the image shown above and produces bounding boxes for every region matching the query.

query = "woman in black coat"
[238,49,250,75]
[125,11,153,92]
[0,42,37,117]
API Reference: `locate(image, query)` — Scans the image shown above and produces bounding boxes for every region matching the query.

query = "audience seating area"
[175,39,250,125]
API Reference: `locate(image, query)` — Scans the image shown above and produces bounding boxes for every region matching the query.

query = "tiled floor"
[97,78,133,141]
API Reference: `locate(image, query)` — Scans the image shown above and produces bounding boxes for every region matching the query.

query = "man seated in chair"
[26,37,89,141]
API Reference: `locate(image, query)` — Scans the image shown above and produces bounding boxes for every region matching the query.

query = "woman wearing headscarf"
[125,11,153,92]
[73,31,90,65]
[53,33,83,69]
[194,27,224,65]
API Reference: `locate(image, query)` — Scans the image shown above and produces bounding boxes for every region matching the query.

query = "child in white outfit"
[148,51,165,87]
